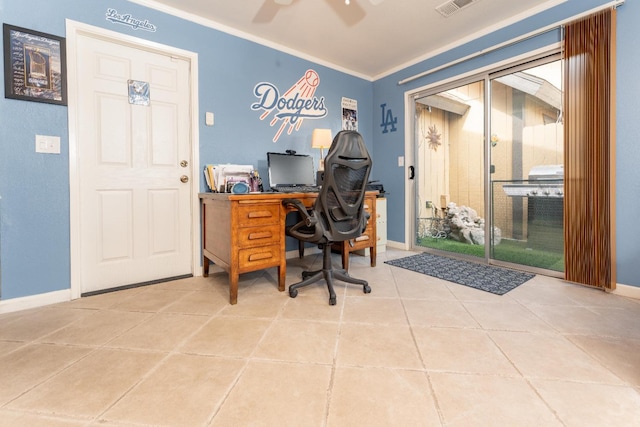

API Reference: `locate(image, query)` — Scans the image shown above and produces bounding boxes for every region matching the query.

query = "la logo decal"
[380,103,397,133]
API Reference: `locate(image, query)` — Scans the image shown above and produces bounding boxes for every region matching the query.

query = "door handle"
[180,175,189,183]
[408,165,415,180]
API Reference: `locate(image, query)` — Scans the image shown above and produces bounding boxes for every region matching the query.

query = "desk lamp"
[311,128,332,171]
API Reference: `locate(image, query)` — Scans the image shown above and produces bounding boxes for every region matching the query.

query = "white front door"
[75,32,193,294]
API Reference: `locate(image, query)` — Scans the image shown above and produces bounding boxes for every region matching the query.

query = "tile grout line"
[390,264,448,426]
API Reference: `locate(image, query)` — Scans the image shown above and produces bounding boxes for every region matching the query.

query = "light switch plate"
[205,112,214,126]
[35,135,61,154]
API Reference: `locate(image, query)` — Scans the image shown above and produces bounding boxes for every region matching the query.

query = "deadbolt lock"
[180,160,188,168]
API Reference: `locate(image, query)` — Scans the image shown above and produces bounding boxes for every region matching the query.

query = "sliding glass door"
[414,79,486,259]
[412,55,564,274]
[489,59,564,272]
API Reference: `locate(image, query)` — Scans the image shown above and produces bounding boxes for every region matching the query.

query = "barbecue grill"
[502,164,563,198]
[501,164,564,252]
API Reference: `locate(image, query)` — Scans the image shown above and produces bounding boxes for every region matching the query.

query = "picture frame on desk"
[229,181,250,194]
[3,24,67,105]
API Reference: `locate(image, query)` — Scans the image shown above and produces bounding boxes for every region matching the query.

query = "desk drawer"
[237,224,280,247]
[237,203,280,227]
[238,244,280,271]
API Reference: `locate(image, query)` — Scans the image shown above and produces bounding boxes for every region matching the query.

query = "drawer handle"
[249,252,273,261]
[248,231,272,240]
[248,211,273,219]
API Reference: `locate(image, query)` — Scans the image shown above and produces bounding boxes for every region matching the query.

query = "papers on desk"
[204,165,216,191]
[204,164,254,193]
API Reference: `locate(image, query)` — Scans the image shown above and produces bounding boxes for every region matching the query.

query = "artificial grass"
[417,236,564,272]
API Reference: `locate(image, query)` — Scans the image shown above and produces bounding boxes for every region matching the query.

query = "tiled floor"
[1,248,640,426]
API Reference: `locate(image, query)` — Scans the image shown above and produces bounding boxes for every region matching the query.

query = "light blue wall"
[613,0,640,288]
[0,0,372,299]
[372,0,640,288]
[2,0,638,301]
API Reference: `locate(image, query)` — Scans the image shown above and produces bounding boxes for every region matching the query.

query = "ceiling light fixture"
[345,0,350,5]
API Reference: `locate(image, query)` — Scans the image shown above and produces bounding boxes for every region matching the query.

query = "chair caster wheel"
[363,284,371,294]
[289,289,298,298]
[329,297,336,305]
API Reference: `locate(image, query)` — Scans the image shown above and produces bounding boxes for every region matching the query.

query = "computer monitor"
[267,152,316,187]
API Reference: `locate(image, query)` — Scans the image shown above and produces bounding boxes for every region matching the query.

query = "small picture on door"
[128,79,150,106]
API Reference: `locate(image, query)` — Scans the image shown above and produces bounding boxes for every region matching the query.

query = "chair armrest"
[283,198,324,241]
[282,198,317,227]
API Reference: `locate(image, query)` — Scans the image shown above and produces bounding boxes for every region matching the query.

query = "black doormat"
[385,253,535,295]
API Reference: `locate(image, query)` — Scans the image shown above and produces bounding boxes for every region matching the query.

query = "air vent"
[436,0,479,18]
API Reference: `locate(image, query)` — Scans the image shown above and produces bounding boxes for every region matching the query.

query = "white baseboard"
[386,240,408,250]
[0,290,72,314]
[612,283,640,300]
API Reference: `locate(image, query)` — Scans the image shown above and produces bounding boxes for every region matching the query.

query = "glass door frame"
[487,53,564,277]
[406,50,564,277]
[409,75,489,263]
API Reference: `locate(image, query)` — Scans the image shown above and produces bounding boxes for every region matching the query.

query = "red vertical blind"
[563,9,616,289]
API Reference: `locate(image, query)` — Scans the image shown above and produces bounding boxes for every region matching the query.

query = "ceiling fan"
[274,0,384,5]
[255,0,384,25]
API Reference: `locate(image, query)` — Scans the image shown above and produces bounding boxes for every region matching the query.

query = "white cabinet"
[376,198,387,253]
[355,197,387,256]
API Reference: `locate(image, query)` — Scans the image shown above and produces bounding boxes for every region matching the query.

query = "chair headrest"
[329,130,369,160]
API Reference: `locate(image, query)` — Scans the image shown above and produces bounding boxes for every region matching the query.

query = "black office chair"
[282,130,373,305]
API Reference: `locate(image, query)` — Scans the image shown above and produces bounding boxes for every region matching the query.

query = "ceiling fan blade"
[325,0,365,27]
[253,0,283,23]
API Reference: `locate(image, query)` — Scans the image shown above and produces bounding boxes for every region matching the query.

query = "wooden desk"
[199,191,377,304]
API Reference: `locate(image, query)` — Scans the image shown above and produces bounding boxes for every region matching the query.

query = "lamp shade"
[311,129,332,149]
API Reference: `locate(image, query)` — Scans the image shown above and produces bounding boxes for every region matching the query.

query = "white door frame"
[66,20,201,299]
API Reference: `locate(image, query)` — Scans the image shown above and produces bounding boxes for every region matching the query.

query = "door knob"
[180,160,188,168]
[180,175,189,183]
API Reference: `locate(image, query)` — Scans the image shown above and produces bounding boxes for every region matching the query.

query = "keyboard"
[272,185,320,193]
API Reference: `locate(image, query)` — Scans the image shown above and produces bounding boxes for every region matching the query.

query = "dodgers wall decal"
[251,69,328,143]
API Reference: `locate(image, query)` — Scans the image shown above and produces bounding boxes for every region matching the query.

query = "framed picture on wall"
[3,24,67,105]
